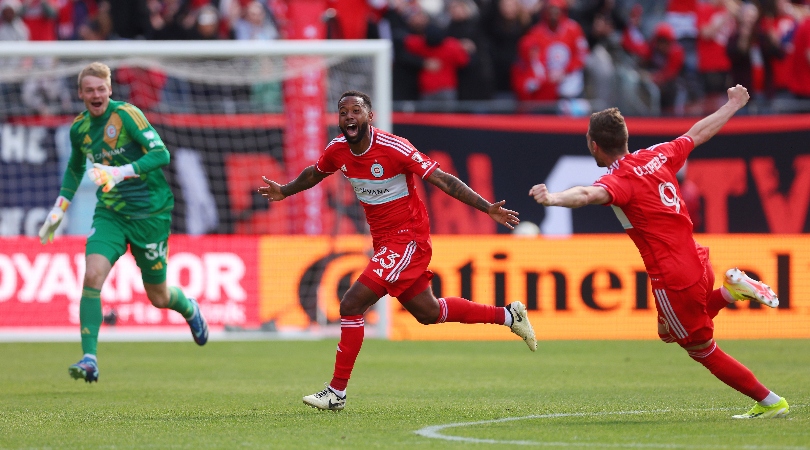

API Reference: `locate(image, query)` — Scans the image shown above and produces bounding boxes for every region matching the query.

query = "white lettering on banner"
[1,251,246,304]
[203,253,246,301]
[1,125,47,164]
[14,253,51,302]
[0,254,16,301]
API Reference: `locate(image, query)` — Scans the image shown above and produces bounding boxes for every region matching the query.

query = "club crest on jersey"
[371,163,384,178]
[106,125,117,139]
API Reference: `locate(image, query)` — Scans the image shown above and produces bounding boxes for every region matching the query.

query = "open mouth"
[345,123,358,136]
[90,100,104,108]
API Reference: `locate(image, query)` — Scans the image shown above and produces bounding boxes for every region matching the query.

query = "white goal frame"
[0,40,392,341]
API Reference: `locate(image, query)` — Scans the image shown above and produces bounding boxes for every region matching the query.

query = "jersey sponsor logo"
[632,152,669,176]
[92,147,127,162]
[658,182,681,213]
[348,174,409,205]
[106,124,117,139]
[370,163,384,178]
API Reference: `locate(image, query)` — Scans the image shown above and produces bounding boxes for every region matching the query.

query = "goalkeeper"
[39,62,209,383]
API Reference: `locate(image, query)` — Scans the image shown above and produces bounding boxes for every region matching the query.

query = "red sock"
[435,297,505,325]
[688,342,769,401]
[706,288,729,319]
[330,315,364,392]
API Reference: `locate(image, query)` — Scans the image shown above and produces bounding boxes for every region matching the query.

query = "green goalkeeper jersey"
[61,99,173,220]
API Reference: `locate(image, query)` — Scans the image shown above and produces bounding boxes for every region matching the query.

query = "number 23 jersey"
[594,135,702,291]
[315,126,439,243]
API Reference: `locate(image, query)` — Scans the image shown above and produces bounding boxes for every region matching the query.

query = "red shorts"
[357,236,433,302]
[653,250,716,347]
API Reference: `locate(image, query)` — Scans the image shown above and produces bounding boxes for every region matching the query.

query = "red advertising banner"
[0,236,260,329]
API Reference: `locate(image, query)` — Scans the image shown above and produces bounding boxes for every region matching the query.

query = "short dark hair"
[339,90,372,110]
[589,107,628,155]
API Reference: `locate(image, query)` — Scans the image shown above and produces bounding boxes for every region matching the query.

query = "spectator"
[20,0,57,40]
[384,1,429,101]
[665,0,701,108]
[788,5,810,99]
[513,0,589,101]
[759,0,799,98]
[233,0,278,41]
[56,0,98,40]
[483,0,533,98]
[404,21,471,101]
[147,0,192,40]
[445,0,493,100]
[0,0,29,42]
[573,0,628,108]
[186,4,221,40]
[103,0,150,39]
[326,0,386,40]
[76,15,107,39]
[727,2,783,102]
[624,22,686,112]
[696,0,737,110]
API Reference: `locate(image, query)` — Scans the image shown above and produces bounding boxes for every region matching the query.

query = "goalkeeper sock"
[435,297,505,325]
[79,287,102,356]
[167,286,195,320]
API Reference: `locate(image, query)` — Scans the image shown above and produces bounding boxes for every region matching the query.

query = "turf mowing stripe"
[414,408,805,448]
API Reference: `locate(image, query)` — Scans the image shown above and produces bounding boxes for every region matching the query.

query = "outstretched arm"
[685,84,749,148]
[529,183,611,208]
[427,168,519,229]
[259,166,328,201]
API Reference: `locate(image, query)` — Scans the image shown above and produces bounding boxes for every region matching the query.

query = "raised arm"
[259,166,329,202]
[529,183,611,208]
[685,84,749,148]
[426,168,519,229]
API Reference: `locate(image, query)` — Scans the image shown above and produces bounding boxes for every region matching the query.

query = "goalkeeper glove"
[87,163,136,193]
[38,196,70,244]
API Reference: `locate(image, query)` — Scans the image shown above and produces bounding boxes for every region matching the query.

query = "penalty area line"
[414,408,806,449]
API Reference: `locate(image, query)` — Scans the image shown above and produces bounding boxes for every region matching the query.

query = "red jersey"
[594,136,703,290]
[315,127,440,243]
[696,3,733,73]
[404,34,470,95]
[789,17,810,97]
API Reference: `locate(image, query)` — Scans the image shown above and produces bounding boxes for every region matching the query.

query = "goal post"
[0,40,392,341]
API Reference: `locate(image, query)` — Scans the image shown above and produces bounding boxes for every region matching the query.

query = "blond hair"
[77,62,112,89]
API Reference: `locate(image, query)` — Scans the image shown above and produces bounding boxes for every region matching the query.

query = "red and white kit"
[593,135,715,342]
[316,126,439,298]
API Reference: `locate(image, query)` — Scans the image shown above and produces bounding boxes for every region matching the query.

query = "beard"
[340,121,369,144]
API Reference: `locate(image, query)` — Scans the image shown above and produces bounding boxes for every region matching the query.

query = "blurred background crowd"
[2,0,810,116]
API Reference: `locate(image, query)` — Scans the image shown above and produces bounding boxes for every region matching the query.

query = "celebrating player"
[530,85,789,419]
[259,90,536,411]
[39,62,209,383]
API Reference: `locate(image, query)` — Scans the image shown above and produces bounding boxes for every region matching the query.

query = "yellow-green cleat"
[732,397,789,419]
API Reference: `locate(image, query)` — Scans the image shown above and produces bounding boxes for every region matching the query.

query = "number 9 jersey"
[593,135,702,291]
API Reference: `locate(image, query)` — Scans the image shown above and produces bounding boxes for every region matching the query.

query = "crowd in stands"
[1,0,810,116]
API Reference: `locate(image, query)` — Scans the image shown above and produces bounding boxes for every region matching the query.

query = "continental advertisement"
[3,234,806,340]
[261,235,808,341]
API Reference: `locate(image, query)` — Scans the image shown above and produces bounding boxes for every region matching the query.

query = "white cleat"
[303,384,346,411]
[723,268,779,308]
[508,301,537,352]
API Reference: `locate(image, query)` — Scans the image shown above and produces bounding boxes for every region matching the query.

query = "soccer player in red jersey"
[530,84,789,419]
[259,90,537,411]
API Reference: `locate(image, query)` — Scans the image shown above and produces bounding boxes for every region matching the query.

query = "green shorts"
[86,209,171,285]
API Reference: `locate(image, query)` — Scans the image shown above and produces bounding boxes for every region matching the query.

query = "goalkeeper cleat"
[508,301,537,352]
[723,268,779,308]
[186,298,209,346]
[732,397,789,419]
[68,356,99,383]
[303,384,346,411]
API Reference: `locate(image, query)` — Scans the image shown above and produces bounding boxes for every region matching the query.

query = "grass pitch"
[1,339,807,449]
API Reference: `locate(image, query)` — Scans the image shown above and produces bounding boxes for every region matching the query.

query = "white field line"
[414,407,806,449]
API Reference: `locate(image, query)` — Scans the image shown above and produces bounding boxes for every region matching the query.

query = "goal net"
[0,40,391,341]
